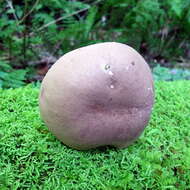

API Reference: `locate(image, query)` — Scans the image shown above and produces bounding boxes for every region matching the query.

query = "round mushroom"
[39,42,154,150]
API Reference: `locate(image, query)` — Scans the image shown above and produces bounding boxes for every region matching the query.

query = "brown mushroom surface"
[39,42,154,150]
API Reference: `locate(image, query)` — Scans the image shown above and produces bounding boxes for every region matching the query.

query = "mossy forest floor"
[0,81,190,190]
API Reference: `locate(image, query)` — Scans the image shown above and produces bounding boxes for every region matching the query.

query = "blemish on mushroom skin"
[109,77,118,87]
[88,103,106,112]
[86,99,143,116]
[108,70,114,76]
[105,64,111,70]
[131,61,135,66]
[86,100,108,113]
[109,97,113,102]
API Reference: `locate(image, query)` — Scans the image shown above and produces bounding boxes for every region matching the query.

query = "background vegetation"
[0,0,190,88]
[0,81,190,189]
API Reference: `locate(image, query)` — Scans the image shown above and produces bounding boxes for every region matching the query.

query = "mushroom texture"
[39,42,154,150]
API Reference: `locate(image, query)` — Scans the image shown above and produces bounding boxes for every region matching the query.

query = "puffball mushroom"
[39,42,154,150]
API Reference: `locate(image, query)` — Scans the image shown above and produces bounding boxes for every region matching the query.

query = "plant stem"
[8,37,12,64]
[19,0,40,24]
[5,0,19,24]
[29,0,103,36]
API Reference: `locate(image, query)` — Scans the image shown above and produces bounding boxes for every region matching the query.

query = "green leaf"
[187,9,190,24]
[0,72,7,79]
[2,69,27,88]
[15,5,23,19]
[84,6,97,38]
[68,1,90,10]
[0,61,12,72]
[0,80,3,88]
[168,0,183,17]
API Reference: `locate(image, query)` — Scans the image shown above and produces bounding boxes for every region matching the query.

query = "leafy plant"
[0,61,27,88]
[153,64,190,81]
[98,0,190,60]
[1,0,190,64]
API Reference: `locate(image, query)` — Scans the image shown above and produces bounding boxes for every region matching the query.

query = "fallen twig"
[5,0,19,24]
[18,0,40,24]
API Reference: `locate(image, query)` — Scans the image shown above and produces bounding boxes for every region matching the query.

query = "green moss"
[0,81,190,190]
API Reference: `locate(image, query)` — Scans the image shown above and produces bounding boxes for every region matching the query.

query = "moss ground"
[0,81,190,190]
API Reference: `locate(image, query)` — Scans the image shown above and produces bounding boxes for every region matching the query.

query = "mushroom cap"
[39,42,154,150]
